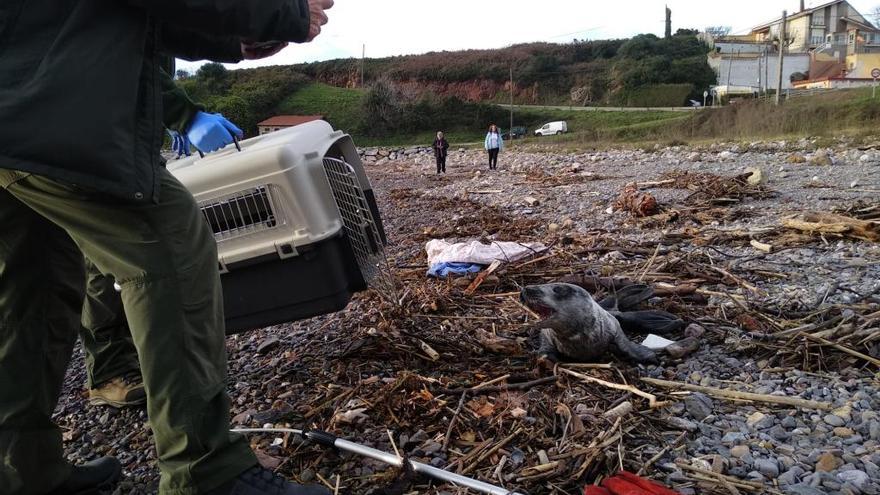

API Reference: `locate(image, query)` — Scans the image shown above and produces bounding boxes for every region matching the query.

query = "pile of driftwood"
[226,209,877,493]
[222,173,878,494]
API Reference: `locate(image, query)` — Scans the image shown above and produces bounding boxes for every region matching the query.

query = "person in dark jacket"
[80,56,251,410]
[432,131,450,174]
[0,1,333,495]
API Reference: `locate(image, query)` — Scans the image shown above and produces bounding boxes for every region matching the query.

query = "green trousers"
[0,168,256,495]
[79,258,141,389]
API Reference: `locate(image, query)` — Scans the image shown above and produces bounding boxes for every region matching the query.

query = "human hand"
[167,130,191,158]
[241,40,288,60]
[306,0,334,41]
[186,112,243,153]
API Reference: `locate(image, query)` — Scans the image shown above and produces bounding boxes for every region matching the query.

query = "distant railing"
[757,87,845,100]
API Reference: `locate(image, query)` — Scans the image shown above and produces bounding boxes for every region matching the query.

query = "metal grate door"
[322,158,397,301]
[199,186,279,242]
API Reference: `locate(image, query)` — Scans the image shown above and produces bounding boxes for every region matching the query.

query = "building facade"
[257,115,324,135]
[707,1,880,94]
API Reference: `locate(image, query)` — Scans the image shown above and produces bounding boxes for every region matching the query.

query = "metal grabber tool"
[233,428,526,495]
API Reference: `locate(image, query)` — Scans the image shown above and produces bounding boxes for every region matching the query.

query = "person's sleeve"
[161,69,203,133]
[161,25,243,63]
[121,0,311,42]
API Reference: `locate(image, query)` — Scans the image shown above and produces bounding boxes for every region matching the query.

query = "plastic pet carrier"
[168,120,394,334]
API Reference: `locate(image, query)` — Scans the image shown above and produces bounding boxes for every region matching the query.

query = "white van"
[534,121,568,136]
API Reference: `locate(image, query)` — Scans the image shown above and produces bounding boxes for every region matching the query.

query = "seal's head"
[520,283,595,322]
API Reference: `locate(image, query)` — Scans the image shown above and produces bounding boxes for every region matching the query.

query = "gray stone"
[785,484,828,495]
[869,420,880,441]
[768,424,791,440]
[755,458,780,479]
[837,470,870,491]
[824,414,846,427]
[779,466,805,486]
[666,416,700,431]
[782,416,798,429]
[722,431,748,444]
[685,393,714,421]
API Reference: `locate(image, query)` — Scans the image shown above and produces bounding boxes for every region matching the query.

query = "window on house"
[849,32,856,44]
[813,11,825,26]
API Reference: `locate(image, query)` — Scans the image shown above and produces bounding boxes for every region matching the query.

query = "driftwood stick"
[641,377,832,410]
[637,431,687,476]
[461,428,522,475]
[559,367,669,408]
[464,260,502,295]
[437,376,558,395]
[676,461,774,491]
[442,391,467,451]
[800,333,880,367]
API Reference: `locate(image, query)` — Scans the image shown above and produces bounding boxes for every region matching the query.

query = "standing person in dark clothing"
[433,131,450,174]
[484,124,504,170]
[0,1,334,494]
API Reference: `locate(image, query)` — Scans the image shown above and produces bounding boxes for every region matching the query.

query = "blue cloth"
[484,131,503,151]
[427,262,484,278]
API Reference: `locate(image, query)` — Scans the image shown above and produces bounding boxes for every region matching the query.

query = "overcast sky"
[176,0,880,73]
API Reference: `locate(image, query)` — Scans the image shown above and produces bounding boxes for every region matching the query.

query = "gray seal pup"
[520,283,658,364]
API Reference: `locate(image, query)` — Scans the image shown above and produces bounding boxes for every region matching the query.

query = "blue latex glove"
[186,111,243,153]
[167,130,192,157]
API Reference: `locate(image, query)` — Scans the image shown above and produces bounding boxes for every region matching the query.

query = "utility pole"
[665,6,672,38]
[776,10,787,105]
[509,65,514,139]
[360,44,365,88]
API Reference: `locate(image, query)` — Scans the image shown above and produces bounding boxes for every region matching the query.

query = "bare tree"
[872,6,880,27]
[705,26,732,38]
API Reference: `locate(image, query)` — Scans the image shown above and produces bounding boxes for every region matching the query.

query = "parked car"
[502,126,527,140]
[534,121,568,137]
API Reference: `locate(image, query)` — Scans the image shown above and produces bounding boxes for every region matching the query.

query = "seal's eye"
[552,285,571,298]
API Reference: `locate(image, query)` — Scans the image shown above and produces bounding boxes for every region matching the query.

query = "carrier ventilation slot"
[322,157,397,302]
[199,186,279,242]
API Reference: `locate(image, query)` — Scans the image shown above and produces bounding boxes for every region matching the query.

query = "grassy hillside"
[550,88,880,145]
[276,83,363,132]
[296,33,715,107]
[270,82,686,146]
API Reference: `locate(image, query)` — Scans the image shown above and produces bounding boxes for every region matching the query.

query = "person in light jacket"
[432,131,450,174]
[484,124,504,170]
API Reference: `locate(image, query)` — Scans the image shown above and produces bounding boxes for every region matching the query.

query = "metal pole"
[874,77,877,99]
[232,428,526,495]
[776,10,787,105]
[361,44,365,88]
[333,438,525,495]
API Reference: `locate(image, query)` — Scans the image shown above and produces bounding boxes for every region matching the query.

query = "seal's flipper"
[611,331,658,364]
[615,284,655,311]
[613,310,684,335]
[598,284,654,312]
[598,297,618,311]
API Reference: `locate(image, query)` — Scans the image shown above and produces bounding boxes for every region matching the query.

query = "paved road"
[497,104,706,113]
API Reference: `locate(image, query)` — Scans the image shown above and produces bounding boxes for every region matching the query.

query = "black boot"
[206,465,330,495]
[48,456,121,495]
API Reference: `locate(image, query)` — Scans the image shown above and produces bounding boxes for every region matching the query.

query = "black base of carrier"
[222,233,366,334]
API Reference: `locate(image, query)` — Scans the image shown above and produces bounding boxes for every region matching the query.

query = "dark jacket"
[433,138,449,159]
[0,0,310,203]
